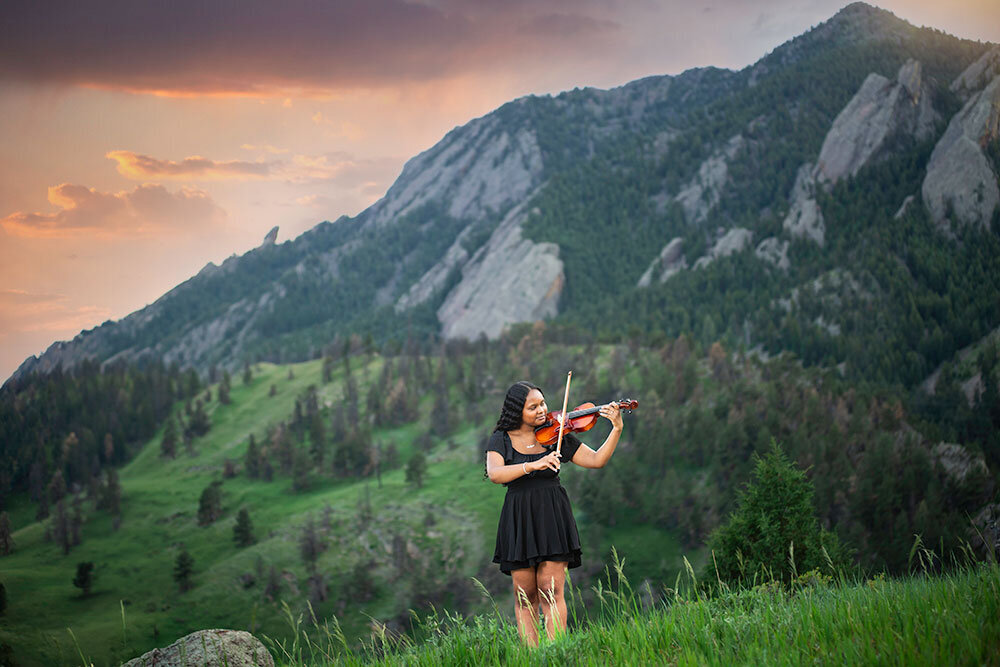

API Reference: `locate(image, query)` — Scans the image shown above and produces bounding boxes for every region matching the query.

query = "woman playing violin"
[485,380,623,646]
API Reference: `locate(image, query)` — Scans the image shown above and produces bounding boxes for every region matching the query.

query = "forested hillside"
[3,3,1000,665]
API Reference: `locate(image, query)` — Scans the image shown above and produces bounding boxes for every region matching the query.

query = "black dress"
[486,430,583,575]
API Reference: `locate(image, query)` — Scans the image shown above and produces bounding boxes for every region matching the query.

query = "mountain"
[7,2,999,392]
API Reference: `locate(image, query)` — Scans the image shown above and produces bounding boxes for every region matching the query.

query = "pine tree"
[174,550,194,592]
[186,399,211,438]
[47,471,67,506]
[233,508,255,548]
[299,516,323,574]
[73,562,94,596]
[406,451,427,489]
[706,442,845,586]
[0,512,13,556]
[197,481,223,526]
[102,470,122,527]
[243,362,253,386]
[0,582,6,615]
[52,500,71,555]
[218,371,232,405]
[245,435,260,479]
[160,418,178,458]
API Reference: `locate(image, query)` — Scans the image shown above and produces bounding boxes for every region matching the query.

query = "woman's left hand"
[600,402,623,431]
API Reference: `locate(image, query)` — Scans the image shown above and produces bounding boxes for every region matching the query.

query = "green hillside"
[2,332,996,665]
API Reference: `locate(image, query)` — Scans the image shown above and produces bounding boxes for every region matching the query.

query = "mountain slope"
[7,3,997,393]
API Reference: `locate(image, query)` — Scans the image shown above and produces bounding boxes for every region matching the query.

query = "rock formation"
[693,228,753,269]
[951,46,1000,101]
[436,200,563,340]
[784,59,937,245]
[782,163,827,245]
[261,226,279,246]
[637,238,686,286]
[922,75,1000,229]
[667,135,744,224]
[121,629,273,667]
[755,237,791,270]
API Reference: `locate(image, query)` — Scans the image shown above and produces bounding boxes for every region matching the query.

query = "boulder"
[121,629,273,667]
[951,46,1000,101]
[922,75,1000,229]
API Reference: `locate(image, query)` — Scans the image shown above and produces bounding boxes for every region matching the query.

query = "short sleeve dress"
[486,430,584,575]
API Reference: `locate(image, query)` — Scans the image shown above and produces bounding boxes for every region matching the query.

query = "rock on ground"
[121,629,273,667]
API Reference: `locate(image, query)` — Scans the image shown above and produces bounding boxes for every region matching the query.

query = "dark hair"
[484,381,541,481]
[494,381,540,432]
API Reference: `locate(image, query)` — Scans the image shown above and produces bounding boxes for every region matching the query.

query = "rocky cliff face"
[7,5,996,385]
[922,74,1000,229]
[784,58,939,246]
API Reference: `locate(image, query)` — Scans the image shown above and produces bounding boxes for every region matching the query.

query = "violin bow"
[555,371,572,458]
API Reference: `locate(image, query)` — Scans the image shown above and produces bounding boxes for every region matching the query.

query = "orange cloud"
[1,183,226,239]
[107,150,274,180]
[0,290,111,334]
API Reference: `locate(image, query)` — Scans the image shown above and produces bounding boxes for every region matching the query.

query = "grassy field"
[266,558,1000,666]
[0,357,691,666]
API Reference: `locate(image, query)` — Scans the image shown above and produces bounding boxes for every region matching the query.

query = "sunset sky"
[1,1,998,382]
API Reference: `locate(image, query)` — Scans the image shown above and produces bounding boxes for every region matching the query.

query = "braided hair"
[494,381,540,432]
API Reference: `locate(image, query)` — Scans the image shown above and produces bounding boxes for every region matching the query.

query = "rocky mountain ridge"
[7,3,999,388]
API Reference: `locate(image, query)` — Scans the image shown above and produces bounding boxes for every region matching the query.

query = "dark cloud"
[0,0,622,95]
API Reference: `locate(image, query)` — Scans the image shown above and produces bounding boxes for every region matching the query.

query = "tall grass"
[253,542,999,666]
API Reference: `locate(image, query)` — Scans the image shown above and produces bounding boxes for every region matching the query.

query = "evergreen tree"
[102,470,122,526]
[0,582,6,615]
[218,371,232,405]
[72,562,94,596]
[233,508,255,548]
[174,550,194,592]
[406,451,427,489]
[245,435,260,479]
[243,362,253,386]
[70,496,83,546]
[707,442,845,586]
[0,512,13,556]
[52,500,71,555]
[186,399,211,438]
[299,516,323,574]
[160,418,178,459]
[47,471,67,506]
[309,413,326,468]
[197,481,223,526]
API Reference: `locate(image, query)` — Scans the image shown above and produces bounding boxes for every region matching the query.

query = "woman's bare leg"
[511,568,540,646]
[536,561,568,640]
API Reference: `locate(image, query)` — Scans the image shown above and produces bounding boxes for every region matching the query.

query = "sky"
[1,1,998,382]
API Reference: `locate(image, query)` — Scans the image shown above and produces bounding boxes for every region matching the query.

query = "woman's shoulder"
[486,430,508,454]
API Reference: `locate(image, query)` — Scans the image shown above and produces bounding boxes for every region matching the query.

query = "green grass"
[0,357,686,666]
[265,558,1000,666]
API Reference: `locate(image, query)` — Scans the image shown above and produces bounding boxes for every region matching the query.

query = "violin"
[534,399,639,446]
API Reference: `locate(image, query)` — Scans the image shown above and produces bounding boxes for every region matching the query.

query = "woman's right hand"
[531,451,561,473]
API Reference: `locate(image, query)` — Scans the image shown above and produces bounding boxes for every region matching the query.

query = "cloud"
[1,183,226,238]
[241,143,290,155]
[106,149,400,186]
[0,0,623,96]
[0,290,110,334]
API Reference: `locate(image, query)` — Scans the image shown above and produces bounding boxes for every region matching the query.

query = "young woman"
[485,380,623,646]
